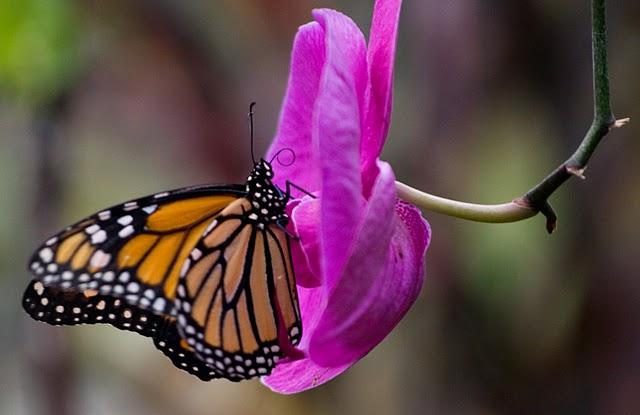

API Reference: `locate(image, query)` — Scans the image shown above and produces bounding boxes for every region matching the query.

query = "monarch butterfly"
[22,105,307,381]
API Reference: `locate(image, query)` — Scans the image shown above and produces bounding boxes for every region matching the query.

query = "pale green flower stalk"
[396,0,629,233]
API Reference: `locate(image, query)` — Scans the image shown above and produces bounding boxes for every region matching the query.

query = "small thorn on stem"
[566,166,586,179]
[538,201,557,234]
[610,117,630,130]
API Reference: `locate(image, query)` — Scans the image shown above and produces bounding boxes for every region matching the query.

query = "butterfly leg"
[276,222,300,241]
[284,181,316,201]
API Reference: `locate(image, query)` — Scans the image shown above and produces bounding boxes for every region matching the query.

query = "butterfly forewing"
[28,185,245,315]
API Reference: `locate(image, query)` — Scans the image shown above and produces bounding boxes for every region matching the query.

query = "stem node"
[611,117,630,130]
[566,166,587,179]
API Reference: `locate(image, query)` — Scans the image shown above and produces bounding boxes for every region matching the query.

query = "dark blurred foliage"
[1,1,638,414]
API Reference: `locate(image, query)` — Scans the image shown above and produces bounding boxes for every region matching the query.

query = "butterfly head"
[251,158,274,178]
[245,159,287,225]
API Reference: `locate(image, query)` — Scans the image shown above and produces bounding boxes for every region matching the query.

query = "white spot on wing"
[154,192,169,199]
[118,225,134,238]
[39,248,53,263]
[85,224,100,234]
[152,298,166,312]
[43,275,57,284]
[180,258,191,277]
[34,282,45,296]
[142,204,157,214]
[204,220,218,236]
[91,230,107,244]
[123,202,138,211]
[102,271,115,282]
[117,215,133,226]
[89,250,111,269]
[177,284,186,298]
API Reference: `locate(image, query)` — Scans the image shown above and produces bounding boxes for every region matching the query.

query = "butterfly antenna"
[270,147,296,167]
[248,102,257,165]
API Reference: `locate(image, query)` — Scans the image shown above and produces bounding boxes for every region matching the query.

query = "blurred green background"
[1,1,638,414]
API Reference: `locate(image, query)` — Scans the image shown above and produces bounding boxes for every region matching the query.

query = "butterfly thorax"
[245,159,288,227]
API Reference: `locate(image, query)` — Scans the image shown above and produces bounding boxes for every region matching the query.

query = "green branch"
[398,0,629,233]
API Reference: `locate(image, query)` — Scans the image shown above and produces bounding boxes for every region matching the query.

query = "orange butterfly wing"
[24,185,245,380]
[28,185,245,314]
[25,158,306,381]
[175,198,302,380]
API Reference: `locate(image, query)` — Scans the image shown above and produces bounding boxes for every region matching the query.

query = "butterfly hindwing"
[22,279,221,380]
[173,197,302,380]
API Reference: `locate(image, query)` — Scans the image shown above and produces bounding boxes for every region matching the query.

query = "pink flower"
[263,0,430,393]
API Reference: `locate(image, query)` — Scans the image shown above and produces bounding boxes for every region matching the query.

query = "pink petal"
[267,21,325,191]
[264,1,431,393]
[309,163,431,366]
[394,199,431,277]
[262,285,351,394]
[289,197,322,288]
[312,9,369,291]
[362,0,403,192]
